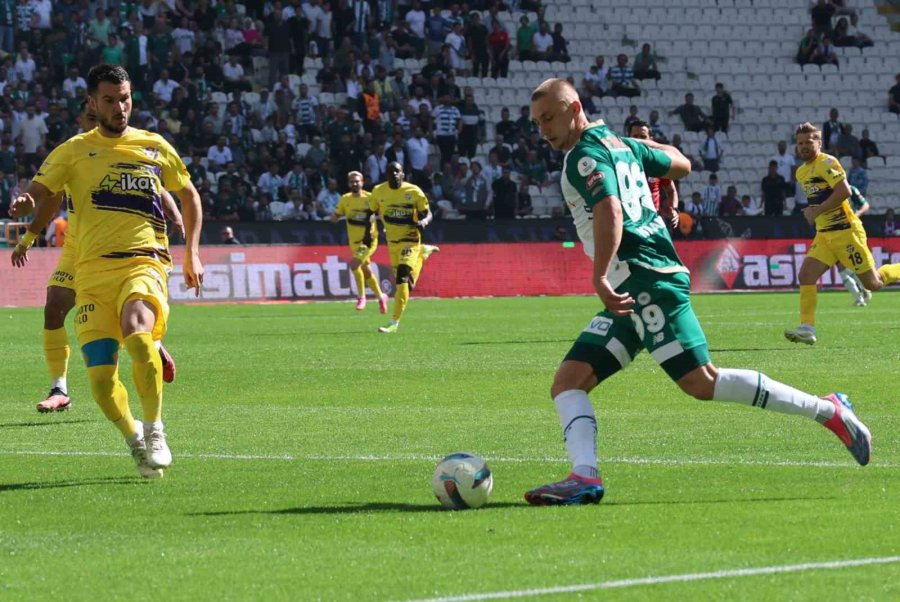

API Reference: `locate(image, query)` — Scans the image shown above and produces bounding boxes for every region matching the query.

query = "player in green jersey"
[523,79,872,506]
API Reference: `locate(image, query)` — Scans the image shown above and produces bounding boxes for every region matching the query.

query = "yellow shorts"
[48,244,77,290]
[351,239,378,265]
[808,222,875,274]
[74,261,170,346]
[389,243,424,285]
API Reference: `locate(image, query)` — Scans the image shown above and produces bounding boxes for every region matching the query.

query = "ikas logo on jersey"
[99,172,157,193]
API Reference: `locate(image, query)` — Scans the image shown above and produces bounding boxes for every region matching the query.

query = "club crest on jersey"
[404,193,412,200]
[586,171,604,188]
[577,156,597,176]
[143,146,160,160]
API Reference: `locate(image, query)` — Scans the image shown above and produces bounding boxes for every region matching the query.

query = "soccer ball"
[432,452,493,510]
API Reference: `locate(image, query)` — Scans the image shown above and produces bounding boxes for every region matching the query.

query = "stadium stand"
[0,0,897,231]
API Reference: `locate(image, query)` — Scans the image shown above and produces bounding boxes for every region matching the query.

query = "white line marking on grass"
[1,450,895,468]
[397,556,900,602]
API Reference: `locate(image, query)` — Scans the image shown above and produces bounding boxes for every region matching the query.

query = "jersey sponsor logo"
[586,171,604,188]
[143,147,160,160]
[99,172,158,193]
[583,316,613,336]
[577,156,597,176]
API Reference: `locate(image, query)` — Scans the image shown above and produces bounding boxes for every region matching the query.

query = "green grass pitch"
[1,292,898,601]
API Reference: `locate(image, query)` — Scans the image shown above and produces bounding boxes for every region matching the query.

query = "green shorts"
[564,268,710,382]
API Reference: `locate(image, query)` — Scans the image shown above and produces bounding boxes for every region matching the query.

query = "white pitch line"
[0,449,894,468]
[398,556,900,602]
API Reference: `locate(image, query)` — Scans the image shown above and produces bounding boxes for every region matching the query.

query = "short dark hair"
[628,119,650,133]
[87,64,130,95]
[769,160,778,167]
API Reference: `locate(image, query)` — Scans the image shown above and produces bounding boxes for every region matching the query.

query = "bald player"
[523,78,871,506]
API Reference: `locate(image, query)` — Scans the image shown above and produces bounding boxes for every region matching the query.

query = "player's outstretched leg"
[422,245,440,260]
[695,367,871,466]
[157,341,176,383]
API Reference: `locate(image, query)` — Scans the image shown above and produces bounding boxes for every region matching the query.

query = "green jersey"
[848,185,868,213]
[561,121,688,287]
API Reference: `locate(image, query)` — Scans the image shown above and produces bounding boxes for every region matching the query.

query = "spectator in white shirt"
[14,48,36,83]
[770,140,796,191]
[406,125,430,184]
[257,163,285,202]
[61,67,87,99]
[30,0,52,29]
[206,136,233,172]
[405,0,426,38]
[302,0,324,36]
[444,23,465,70]
[532,22,553,60]
[17,105,47,155]
[152,69,179,103]
[366,143,388,185]
[315,177,341,219]
[740,194,763,216]
[172,21,196,54]
[223,55,251,93]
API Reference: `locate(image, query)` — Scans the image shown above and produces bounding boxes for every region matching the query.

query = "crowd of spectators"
[0,0,581,224]
[797,0,874,67]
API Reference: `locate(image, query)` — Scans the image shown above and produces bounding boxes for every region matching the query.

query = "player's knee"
[82,338,120,368]
[396,265,413,285]
[349,258,362,271]
[44,288,75,329]
[677,365,717,400]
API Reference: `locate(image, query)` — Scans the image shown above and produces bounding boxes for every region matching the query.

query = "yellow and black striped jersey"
[334,191,377,247]
[796,152,858,232]
[33,128,188,269]
[369,181,429,246]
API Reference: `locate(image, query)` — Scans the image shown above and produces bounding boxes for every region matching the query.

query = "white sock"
[51,377,67,394]
[554,389,598,478]
[713,368,834,421]
[143,420,164,432]
[839,268,861,296]
[154,340,162,351]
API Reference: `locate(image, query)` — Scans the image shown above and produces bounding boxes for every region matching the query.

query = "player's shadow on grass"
[0,477,148,493]
[603,495,838,506]
[0,419,96,429]
[708,348,799,353]
[193,501,526,516]
[460,339,572,345]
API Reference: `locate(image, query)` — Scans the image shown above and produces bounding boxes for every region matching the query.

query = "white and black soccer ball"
[432,452,493,510]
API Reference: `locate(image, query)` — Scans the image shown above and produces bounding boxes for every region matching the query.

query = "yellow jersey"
[369,181,429,246]
[334,191,377,246]
[33,128,189,270]
[795,153,857,232]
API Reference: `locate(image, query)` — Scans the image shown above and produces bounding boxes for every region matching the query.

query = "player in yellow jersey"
[9,65,203,478]
[12,101,182,414]
[784,122,900,345]
[369,162,439,333]
[331,170,389,313]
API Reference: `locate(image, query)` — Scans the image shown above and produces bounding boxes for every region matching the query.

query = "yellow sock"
[124,332,163,423]
[392,283,410,322]
[351,266,366,298]
[799,284,817,326]
[43,327,70,391]
[87,364,136,438]
[877,263,900,285]
[365,273,383,297]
